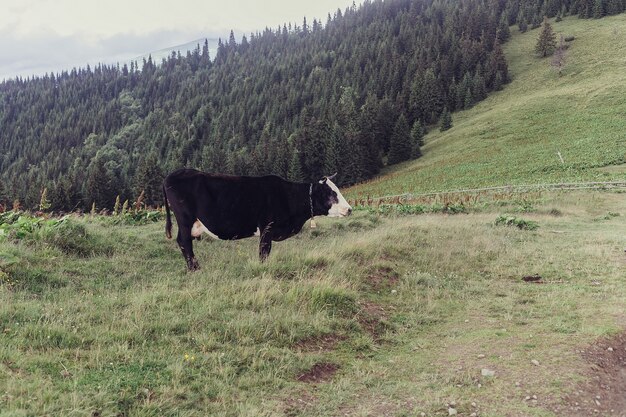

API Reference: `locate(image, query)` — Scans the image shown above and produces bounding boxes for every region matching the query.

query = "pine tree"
[0,179,7,208]
[387,114,412,165]
[497,16,511,42]
[606,0,624,14]
[410,121,424,158]
[85,157,118,210]
[439,107,453,132]
[593,0,605,17]
[493,71,504,91]
[134,152,164,206]
[531,14,542,29]
[518,18,528,33]
[473,73,487,102]
[464,87,474,109]
[487,39,509,88]
[288,148,305,182]
[535,17,558,57]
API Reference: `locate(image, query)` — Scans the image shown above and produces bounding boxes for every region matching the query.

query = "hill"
[348,13,626,199]
[5,0,624,211]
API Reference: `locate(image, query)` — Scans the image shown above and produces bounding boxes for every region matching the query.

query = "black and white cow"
[163,169,352,270]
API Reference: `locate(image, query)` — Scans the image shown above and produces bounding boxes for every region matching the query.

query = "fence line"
[352,181,626,205]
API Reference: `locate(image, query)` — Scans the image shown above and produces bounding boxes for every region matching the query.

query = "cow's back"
[164,170,291,240]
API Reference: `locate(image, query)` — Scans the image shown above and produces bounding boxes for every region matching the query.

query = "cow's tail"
[163,184,173,239]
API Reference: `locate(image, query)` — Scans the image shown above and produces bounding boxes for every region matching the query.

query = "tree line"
[0,0,623,211]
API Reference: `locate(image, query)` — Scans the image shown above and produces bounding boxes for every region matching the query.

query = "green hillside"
[348,14,626,199]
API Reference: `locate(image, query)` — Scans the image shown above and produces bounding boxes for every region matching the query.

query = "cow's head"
[313,173,352,217]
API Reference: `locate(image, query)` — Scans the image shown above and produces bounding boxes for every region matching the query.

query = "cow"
[162,169,352,270]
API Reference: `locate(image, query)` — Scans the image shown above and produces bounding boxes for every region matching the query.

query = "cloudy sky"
[1,0,354,81]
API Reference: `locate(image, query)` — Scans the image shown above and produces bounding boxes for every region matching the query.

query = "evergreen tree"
[387,114,412,165]
[493,71,504,91]
[593,0,606,17]
[288,148,305,182]
[497,16,511,42]
[271,131,290,178]
[606,0,624,14]
[518,18,528,33]
[473,72,487,102]
[531,14,542,29]
[439,107,453,132]
[535,17,558,57]
[85,157,118,210]
[0,179,7,208]
[487,39,509,88]
[134,152,164,206]
[410,120,424,158]
[464,87,474,109]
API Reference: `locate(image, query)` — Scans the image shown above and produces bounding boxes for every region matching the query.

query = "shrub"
[39,219,114,257]
[495,215,539,230]
[0,211,113,257]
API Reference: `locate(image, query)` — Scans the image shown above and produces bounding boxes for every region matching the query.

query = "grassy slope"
[348,14,626,199]
[1,191,625,416]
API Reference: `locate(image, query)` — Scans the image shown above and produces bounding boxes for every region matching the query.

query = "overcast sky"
[0,0,354,81]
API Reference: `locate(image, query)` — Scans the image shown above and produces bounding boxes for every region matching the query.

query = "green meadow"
[2,191,625,416]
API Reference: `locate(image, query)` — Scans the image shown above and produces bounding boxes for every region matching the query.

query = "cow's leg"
[177,226,200,271]
[259,224,273,262]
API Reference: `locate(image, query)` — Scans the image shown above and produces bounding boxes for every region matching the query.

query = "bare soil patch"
[294,333,346,352]
[552,331,626,416]
[356,301,391,341]
[365,265,400,290]
[296,362,340,383]
[283,390,317,416]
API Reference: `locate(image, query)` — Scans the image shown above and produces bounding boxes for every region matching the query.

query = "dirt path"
[551,331,626,416]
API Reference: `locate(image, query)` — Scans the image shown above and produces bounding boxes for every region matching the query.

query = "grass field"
[2,15,626,417]
[1,191,625,416]
[347,14,626,199]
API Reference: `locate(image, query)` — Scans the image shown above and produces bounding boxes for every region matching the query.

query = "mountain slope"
[133,38,219,66]
[347,14,626,199]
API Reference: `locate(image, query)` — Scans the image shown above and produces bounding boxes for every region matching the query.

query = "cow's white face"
[322,178,352,217]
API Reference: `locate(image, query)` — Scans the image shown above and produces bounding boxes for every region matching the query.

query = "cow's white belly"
[191,220,261,239]
[191,220,219,239]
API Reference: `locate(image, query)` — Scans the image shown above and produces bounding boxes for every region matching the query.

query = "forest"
[0,0,624,211]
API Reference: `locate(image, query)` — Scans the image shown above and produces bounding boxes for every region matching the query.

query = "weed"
[494,215,539,230]
[593,211,621,221]
[39,219,114,257]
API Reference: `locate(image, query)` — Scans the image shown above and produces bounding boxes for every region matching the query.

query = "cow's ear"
[327,173,337,181]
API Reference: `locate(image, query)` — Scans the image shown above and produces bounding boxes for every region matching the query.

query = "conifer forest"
[0,0,623,211]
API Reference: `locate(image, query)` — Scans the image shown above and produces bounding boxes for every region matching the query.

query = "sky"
[0,0,354,81]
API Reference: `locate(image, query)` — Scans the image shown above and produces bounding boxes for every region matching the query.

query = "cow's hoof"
[187,259,201,271]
